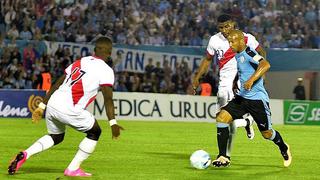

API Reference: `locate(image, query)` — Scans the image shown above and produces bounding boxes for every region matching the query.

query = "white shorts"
[45,105,95,134]
[216,86,235,113]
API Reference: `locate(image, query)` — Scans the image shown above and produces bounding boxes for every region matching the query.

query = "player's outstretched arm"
[192,55,212,92]
[244,59,270,90]
[101,86,124,139]
[32,75,66,124]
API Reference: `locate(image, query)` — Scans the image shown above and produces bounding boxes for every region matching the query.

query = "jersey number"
[66,67,86,86]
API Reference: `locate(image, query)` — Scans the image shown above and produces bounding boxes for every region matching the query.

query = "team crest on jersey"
[239,56,245,63]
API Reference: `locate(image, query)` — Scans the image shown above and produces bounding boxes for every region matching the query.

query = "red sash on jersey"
[218,36,249,69]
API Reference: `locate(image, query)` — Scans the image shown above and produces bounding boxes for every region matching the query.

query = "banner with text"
[87,92,217,122]
[284,100,320,125]
[0,90,46,118]
[87,92,284,124]
[44,41,204,73]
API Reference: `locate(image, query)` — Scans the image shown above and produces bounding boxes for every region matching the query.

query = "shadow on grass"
[144,151,190,159]
[18,166,62,174]
[231,163,283,168]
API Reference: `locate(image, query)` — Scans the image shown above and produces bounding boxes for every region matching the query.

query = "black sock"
[217,127,229,157]
[272,130,287,152]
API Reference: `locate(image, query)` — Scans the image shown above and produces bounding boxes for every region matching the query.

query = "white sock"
[233,119,248,128]
[25,135,54,159]
[67,137,97,171]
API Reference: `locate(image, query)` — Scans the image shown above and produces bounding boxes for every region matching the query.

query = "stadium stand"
[0,0,319,94]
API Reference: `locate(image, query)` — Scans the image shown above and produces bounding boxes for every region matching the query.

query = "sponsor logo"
[240,56,245,63]
[28,95,43,113]
[285,103,309,124]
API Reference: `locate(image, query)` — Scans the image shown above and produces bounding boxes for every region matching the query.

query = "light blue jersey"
[235,47,269,102]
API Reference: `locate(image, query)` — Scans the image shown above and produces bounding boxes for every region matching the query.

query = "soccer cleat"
[212,155,230,167]
[8,151,27,175]
[281,143,292,167]
[64,168,92,177]
[245,118,255,140]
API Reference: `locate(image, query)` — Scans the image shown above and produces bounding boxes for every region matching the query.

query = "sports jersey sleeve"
[246,33,260,50]
[206,36,216,57]
[99,64,114,87]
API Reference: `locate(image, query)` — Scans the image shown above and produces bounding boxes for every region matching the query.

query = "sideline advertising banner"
[87,92,217,122]
[284,100,320,125]
[88,92,284,124]
[0,90,46,118]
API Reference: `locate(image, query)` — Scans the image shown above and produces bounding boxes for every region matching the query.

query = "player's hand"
[244,79,254,91]
[111,124,124,139]
[32,108,44,124]
[192,78,199,95]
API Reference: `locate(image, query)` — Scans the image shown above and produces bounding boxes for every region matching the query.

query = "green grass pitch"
[1,118,320,180]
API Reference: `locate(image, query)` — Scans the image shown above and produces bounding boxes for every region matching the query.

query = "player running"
[192,14,266,160]
[212,29,292,167]
[8,36,124,177]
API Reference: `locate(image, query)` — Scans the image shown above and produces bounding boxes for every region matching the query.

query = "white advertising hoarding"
[87,92,217,122]
[87,92,284,124]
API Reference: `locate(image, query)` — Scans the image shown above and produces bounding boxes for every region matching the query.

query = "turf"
[0,118,319,180]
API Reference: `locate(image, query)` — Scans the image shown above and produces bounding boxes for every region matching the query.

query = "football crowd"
[0,0,319,94]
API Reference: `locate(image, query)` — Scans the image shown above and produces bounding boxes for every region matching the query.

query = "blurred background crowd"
[0,0,319,94]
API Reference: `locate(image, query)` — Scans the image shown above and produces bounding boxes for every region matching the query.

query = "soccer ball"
[190,150,211,169]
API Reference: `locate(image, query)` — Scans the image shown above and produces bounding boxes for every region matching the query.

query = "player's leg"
[64,111,100,177]
[213,96,247,167]
[8,107,66,175]
[247,100,292,167]
[261,129,292,167]
[217,90,253,158]
[213,109,233,167]
[232,113,255,139]
[217,90,235,158]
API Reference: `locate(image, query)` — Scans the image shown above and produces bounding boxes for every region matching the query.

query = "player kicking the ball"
[193,14,266,160]
[8,36,124,177]
[212,29,292,167]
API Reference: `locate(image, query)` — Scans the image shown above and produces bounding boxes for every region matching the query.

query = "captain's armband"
[253,54,264,62]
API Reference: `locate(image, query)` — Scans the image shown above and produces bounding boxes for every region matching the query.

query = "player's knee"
[216,110,233,124]
[86,124,101,141]
[50,133,65,145]
[261,130,273,139]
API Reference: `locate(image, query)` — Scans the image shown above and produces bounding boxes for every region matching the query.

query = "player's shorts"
[45,105,95,134]
[216,87,234,112]
[223,95,272,131]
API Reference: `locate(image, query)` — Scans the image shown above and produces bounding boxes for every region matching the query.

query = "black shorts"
[223,95,272,131]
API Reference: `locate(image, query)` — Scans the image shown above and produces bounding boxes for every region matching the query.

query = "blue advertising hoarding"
[0,90,46,118]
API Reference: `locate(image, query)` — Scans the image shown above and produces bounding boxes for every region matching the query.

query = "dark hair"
[217,14,232,23]
[96,36,112,45]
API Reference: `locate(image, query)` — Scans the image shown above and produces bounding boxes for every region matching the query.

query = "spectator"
[6,24,19,40]
[19,26,33,40]
[293,77,306,100]
[131,73,141,92]
[153,61,164,82]
[145,58,154,78]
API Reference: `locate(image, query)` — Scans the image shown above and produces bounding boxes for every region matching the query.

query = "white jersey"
[207,32,260,89]
[206,32,260,109]
[48,55,114,114]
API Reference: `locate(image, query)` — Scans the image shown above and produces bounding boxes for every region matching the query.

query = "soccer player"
[8,36,124,176]
[192,14,266,158]
[212,29,292,167]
